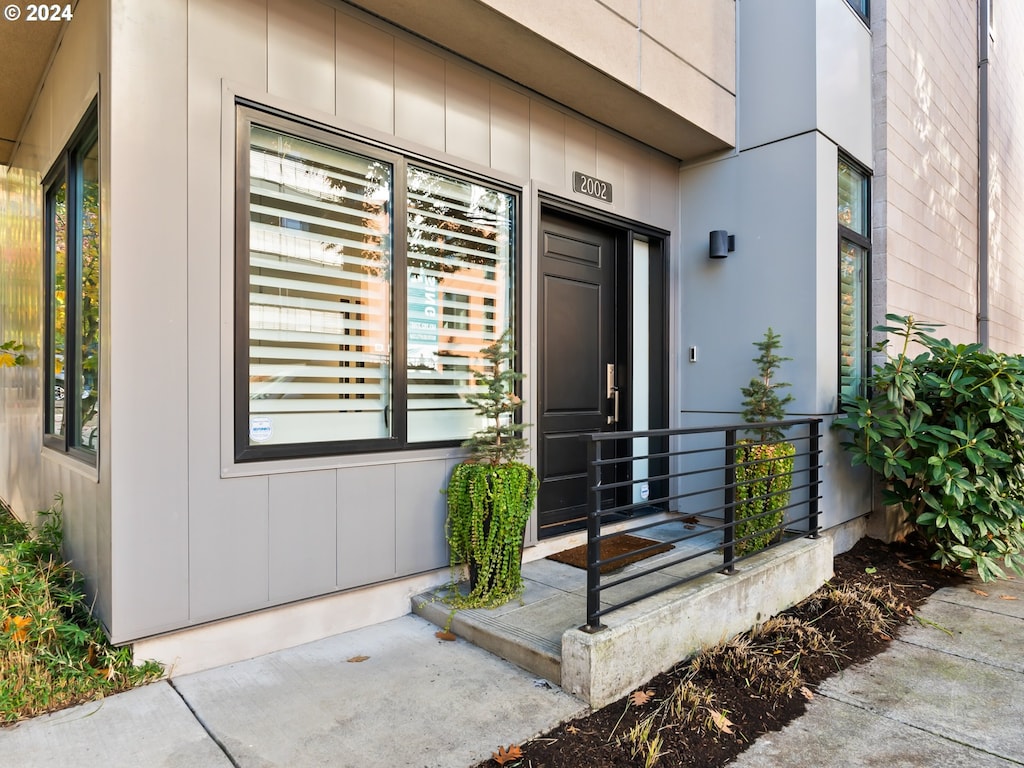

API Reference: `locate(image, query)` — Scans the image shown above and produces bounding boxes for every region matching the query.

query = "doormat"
[547,534,673,574]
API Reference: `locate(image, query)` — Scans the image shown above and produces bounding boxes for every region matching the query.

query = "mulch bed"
[474,536,965,768]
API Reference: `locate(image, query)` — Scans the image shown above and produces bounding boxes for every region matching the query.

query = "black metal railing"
[580,418,822,631]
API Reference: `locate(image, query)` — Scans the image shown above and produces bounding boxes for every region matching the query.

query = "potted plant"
[734,328,796,556]
[445,329,537,608]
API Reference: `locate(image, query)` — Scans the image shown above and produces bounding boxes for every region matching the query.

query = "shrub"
[834,314,1024,581]
[735,329,795,556]
[1,497,163,721]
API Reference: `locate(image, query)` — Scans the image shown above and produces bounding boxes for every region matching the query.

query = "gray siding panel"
[189,476,271,622]
[269,470,337,602]
[394,39,445,150]
[338,464,397,588]
[490,83,530,178]
[395,460,449,575]
[268,0,336,115]
[445,63,491,168]
[336,13,395,135]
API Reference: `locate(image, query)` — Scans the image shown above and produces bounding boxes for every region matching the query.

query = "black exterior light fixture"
[709,230,735,259]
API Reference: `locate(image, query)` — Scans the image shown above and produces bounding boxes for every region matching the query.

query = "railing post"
[808,420,821,538]
[722,428,736,574]
[584,437,604,631]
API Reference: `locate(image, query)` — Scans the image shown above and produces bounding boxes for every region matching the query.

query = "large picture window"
[236,109,516,460]
[44,102,100,461]
[838,157,870,401]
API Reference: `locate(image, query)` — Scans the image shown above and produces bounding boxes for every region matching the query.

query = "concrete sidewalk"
[2,573,1022,767]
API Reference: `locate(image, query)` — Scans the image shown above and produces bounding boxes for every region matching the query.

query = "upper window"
[845,0,869,24]
[838,157,870,401]
[236,109,516,461]
[44,102,100,461]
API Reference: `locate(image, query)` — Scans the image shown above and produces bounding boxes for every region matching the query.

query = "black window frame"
[234,104,522,462]
[43,99,100,464]
[838,154,871,403]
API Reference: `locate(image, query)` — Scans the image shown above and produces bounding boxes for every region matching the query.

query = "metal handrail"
[580,418,822,631]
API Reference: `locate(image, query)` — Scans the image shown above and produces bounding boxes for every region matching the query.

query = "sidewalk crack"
[168,679,242,768]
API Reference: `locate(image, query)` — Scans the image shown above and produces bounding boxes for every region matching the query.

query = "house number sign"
[573,171,613,203]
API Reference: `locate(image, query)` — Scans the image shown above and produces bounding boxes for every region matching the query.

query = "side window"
[845,0,869,25]
[236,110,517,461]
[838,157,869,401]
[44,103,100,461]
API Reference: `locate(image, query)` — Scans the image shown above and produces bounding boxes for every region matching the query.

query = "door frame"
[533,196,670,538]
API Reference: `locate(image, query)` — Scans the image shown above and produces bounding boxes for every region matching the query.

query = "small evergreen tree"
[462,328,529,465]
[740,328,794,442]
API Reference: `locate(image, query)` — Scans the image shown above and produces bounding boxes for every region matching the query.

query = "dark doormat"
[547,534,673,574]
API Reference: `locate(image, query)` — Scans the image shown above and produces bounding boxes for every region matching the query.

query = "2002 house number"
[27,4,73,20]
[573,171,613,203]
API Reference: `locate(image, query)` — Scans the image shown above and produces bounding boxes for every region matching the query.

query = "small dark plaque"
[573,171,613,203]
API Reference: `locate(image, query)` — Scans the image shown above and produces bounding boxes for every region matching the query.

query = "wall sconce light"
[709,230,735,259]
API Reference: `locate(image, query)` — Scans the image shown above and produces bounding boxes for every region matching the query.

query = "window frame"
[233,105,521,462]
[42,100,100,464]
[844,0,869,25]
[837,154,871,403]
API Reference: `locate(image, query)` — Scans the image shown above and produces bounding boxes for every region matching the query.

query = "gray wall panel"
[108,0,190,641]
[189,476,271,621]
[338,464,397,588]
[529,101,566,187]
[336,13,395,134]
[268,0,336,115]
[394,39,445,150]
[395,460,448,575]
[489,83,530,178]
[445,63,491,168]
[269,470,337,602]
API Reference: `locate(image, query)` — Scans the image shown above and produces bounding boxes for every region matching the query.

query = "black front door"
[537,210,624,537]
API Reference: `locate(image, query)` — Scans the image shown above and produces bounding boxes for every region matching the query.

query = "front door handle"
[606,363,619,425]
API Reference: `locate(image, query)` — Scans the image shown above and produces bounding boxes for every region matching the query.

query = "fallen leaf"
[492,744,523,765]
[709,709,734,734]
[346,655,370,663]
[435,630,457,641]
[799,686,814,701]
[864,566,877,574]
[999,595,1018,601]
[629,689,655,706]
[3,615,31,642]
[971,588,989,597]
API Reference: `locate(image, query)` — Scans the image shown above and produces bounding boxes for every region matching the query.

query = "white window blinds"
[247,126,392,447]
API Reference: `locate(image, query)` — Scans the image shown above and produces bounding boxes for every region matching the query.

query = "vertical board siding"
[268,0,336,115]
[338,464,398,588]
[269,470,338,602]
[489,84,530,177]
[109,0,191,640]
[529,101,566,187]
[395,460,449,575]
[445,63,491,168]
[394,39,445,150]
[187,0,269,626]
[336,14,395,134]
[189,476,271,621]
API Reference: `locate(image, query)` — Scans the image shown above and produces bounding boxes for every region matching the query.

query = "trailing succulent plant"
[445,329,538,607]
[734,328,796,556]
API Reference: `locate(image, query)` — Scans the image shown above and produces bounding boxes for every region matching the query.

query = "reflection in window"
[246,126,393,448]
[838,158,870,400]
[44,103,99,459]
[237,114,518,460]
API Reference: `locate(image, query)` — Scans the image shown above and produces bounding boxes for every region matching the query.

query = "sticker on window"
[249,416,273,443]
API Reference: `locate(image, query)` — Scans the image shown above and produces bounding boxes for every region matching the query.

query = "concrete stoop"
[414,535,834,709]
